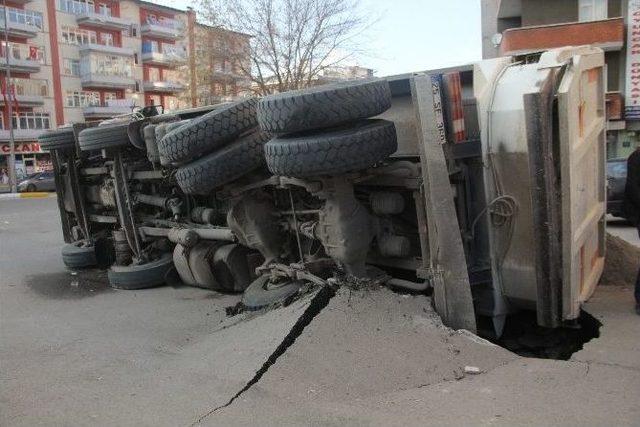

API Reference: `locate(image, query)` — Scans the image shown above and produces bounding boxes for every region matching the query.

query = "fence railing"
[3,78,48,97]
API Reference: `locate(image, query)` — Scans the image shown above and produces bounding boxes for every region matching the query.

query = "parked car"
[607,158,628,219]
[17,171,56,192]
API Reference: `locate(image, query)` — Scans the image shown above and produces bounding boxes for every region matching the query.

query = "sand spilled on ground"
[600,233,640,286]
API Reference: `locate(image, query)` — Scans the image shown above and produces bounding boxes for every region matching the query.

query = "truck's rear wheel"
[108,253,174,290]
[78,123,131,151]
[264,119,397,178]
[38,128,75,150]
[257,79,391,134]
[241,275,305,310]
[175,130,269,195]
[157,98,258,165]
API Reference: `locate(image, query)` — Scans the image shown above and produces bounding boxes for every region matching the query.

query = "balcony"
[81,73,135,89]
[0,7,43,38]
[0,78,47,106]
[500,18,624,56]
[76,12,134,31]
[140,19,182,40]
[0,53,41,73]
[143,80,184,93]
[83,100,134,119]
[141,50,186,66]
[0,128,45,140]
[79,43,134,57]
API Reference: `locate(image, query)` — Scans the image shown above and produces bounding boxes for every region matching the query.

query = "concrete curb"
[0,192,56,200]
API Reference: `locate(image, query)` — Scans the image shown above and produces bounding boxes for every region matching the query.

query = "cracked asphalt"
[1,198,639,426]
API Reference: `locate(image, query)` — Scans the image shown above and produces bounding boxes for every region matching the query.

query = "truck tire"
[175,131,270,195]
[241,275,305,310]
[257,79,391,134]
[78,122,131,151]
[38,128,75,150]
[61,240,97,268]
[264,119,397,177]
[108,253,174,290]
[157,98,258,164]
[155,122,169,142]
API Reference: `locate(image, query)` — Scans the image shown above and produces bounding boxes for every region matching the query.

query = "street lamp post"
[3,0,16,193]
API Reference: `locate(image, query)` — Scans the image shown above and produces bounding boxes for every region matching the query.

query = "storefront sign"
[0,142,43,154]
[626,0,640,119]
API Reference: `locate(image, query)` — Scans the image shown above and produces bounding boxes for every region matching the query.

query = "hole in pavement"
[25,269,112,299]
[193,285,337,424]
[484,309,601,360]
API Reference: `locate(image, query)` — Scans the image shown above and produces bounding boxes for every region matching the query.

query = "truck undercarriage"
[41,46,607,338]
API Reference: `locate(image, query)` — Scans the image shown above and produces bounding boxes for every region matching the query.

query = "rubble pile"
[600,233,640,287]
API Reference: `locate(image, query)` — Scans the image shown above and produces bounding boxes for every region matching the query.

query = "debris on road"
[464,366,482,375]
[600,233,640,287]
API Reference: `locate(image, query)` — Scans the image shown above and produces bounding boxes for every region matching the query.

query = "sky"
[150,0,482,77]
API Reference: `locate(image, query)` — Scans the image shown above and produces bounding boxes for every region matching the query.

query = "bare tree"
[195,0,370,95]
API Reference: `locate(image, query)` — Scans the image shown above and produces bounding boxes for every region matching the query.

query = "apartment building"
[0,0,249,178]
[319,65,374,83]
[481,0,636,159]
[191,23,251,106]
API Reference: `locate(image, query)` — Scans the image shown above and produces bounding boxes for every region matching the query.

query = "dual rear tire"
[258,79,397,178]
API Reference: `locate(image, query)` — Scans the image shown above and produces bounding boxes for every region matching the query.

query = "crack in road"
[191,285,337,426]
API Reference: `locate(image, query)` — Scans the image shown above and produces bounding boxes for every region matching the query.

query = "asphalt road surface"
[1,198,639,426]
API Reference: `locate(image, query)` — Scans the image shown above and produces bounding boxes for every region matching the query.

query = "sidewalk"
[0,192,55,200]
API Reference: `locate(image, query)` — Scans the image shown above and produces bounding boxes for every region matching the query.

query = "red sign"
[29,46,38,60]
[0,143,43,154]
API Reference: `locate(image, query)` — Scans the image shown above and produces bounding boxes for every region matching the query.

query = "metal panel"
[555,49,607,320]
[410,74,477,333]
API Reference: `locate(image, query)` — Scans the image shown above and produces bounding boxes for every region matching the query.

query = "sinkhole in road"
[485,310,601,360]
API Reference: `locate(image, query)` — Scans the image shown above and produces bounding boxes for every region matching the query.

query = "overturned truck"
[40,46,606,336]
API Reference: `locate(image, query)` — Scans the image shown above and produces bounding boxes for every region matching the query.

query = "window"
[80,53,133,77]
[579,0,607,22]
[0,7,44,29]
[61,25,97,45]
[147,67,160,81]
[100,33,114,46]
[65,90,100,107]
[142,40,160,54]
[97,2,111,16]
[103,91,118,102]
[63,58,80,76]
[8,112,51,130]
[58,0,94,15]
[146,94,161,106]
